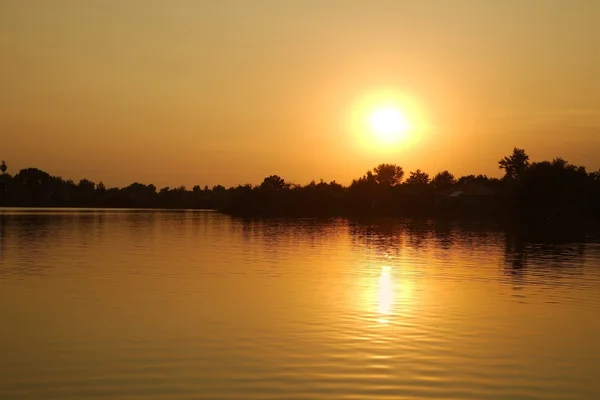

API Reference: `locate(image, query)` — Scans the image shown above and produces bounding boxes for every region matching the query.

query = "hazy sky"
[1,0,599,188]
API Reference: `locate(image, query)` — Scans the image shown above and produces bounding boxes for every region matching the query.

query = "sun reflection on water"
[377,266,393,324]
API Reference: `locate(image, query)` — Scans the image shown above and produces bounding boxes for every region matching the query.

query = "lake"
[1,209,599,399]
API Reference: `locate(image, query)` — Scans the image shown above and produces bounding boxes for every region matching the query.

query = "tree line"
[1,149,599,222]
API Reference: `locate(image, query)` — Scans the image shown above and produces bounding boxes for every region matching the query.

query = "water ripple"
[1,210,599,399]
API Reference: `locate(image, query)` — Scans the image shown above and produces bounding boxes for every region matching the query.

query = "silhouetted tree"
[406,169,430,185]
[431,170,456,191]
[499,148,530,180]
[456,174,500,186]
[373,163,404,186]
[357,171,377,185]
[78,179,95,193]
[260,175,289,192]
[0,161,9,206]
[75,179,96,205]
[346,170,380,214]
[457,174,476,185]
[12,168,61,206]
[552,157,568,169]
[515,158,590,220]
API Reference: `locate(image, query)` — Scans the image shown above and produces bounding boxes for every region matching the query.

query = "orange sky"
[1,0,599,188]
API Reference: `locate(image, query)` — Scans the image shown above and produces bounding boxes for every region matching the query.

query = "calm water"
[1,209,600,400]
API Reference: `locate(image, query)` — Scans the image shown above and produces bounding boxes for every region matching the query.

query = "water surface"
[1,209,599,399]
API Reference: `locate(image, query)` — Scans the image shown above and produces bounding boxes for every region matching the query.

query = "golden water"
[1,209,599,399]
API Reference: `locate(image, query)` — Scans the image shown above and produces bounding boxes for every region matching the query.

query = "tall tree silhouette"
[431,170,456,190]
[406,169,430,185]
[499,148,530,180]
[260,175,289,192]
[372,164,404,186]
[97,182,106,193]
[0,161,6,175]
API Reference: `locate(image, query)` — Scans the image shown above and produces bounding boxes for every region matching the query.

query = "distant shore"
[1,148,599,224]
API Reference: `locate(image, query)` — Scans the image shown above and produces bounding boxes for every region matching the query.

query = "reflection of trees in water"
[503,227,588,282]
[0,213,59,276]
[402,222,430,250]
[0,211,112,277]
[348,219,505,258]
[0,215,6,262]
[504,232,527,279]
[234,218,255,243]
[8,213,59,247]
[431,220,506,251]
[190,210,212,237]
[348,219,405,260]
[235,217,347,259]
[72,211,106,248]
[123,210,160,248]
[430,221,455,250]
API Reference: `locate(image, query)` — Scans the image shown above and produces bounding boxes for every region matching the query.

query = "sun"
[345,88,428,153]
[369,106,410,144]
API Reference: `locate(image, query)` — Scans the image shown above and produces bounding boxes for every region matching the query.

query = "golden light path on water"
[374,264,415,324]
[377,266,393,324]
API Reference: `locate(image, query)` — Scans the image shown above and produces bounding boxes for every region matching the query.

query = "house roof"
[438,183,495,197]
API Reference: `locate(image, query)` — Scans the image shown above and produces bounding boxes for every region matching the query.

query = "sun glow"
[346,89,429,153]
[369,106,410,144]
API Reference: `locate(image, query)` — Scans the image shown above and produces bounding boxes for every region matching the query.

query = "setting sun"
[346,89,428,154]
[369,106,411,144]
